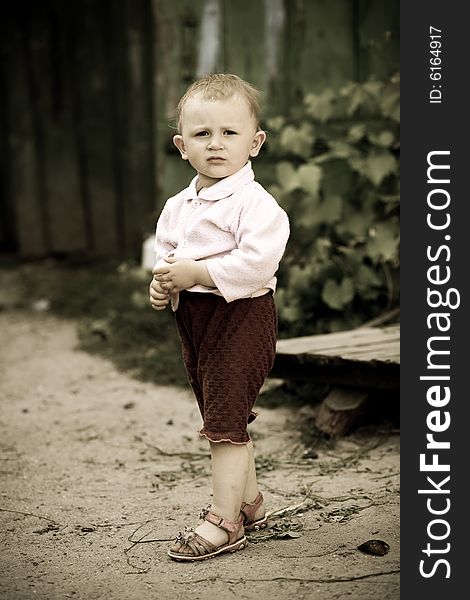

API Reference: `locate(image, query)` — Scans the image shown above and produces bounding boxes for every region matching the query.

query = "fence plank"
[4,9,47,256]
[0,16,16,250]
[123,0,157,253]
[70,0,120,257]
[285,0,357,103]
[358,0,400,80]
[40,0,88,255]
[223,0,265,93]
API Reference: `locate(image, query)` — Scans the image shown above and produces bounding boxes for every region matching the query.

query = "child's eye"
[195,131,209,137]
[224,130,237,135]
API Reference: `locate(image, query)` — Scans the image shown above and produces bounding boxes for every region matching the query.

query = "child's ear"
[250,130,267,158]
[173,135,188,160]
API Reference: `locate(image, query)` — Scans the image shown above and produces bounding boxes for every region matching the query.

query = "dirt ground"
[0,276,400,600]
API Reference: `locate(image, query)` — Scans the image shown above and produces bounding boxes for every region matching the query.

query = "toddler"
[149,73,289,561]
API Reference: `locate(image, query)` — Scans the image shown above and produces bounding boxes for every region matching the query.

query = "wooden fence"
[0,0,399,259]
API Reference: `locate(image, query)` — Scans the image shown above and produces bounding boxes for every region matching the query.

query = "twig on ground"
[246,520,305,543]
[123,519,173,574]
[0,507,60,525]
[176,569,400,585]
[134,436,208,461]
[266,498,311,518]
[307,491,373,504]
[93,521,144,528]
[371,471,400,480]
[258,483,300,498]
[266,490,374,520]
[127,519,173,544]
[318,439,385,474]
[276,544,347,558]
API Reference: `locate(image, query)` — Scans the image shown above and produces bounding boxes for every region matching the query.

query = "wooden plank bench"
[269,324,400,436]
[271,324,400,391]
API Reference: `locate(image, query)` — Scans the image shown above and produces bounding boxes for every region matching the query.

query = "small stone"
[357,539,390,556]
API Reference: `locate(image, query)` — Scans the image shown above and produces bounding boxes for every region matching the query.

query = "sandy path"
[0,310,399,600]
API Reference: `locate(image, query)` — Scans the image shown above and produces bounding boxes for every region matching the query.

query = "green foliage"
[265,74,400,336]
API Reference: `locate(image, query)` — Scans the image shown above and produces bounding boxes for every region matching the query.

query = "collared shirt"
[154,161,290,309]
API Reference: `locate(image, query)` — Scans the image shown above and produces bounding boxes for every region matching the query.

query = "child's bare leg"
[242,440,266,521]
[196,441,249,545]
[171,441,249,552]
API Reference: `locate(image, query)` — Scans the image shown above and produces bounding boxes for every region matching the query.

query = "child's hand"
[149,278,170,311]
[152,257,198,293]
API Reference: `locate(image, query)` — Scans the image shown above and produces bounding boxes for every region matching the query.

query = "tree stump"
[315,387,369,436]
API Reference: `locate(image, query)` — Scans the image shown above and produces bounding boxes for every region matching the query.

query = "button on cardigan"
[154,161,290,307]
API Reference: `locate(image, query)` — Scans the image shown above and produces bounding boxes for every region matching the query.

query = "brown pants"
[175,291,277,444]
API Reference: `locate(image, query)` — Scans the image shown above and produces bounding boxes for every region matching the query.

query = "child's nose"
[207,137,224,150]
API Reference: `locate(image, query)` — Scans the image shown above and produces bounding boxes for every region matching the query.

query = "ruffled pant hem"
[198,428,251,445]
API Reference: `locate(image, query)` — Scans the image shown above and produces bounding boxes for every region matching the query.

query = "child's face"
[173,94,266,189]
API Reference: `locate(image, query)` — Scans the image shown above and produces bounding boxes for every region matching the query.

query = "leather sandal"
[240,492,268,532]
[167,511,247,562]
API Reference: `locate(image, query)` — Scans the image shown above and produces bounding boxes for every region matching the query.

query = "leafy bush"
[264,74,400,337]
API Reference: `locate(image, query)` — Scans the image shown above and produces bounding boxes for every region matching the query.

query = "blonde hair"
[176,73,263,133]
